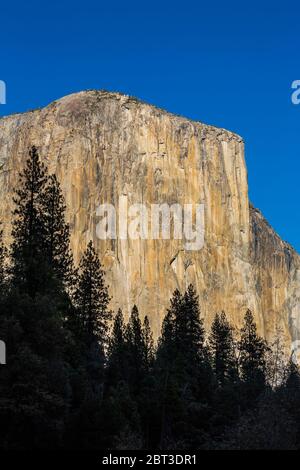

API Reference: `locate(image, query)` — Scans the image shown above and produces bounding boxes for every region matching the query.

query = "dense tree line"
[0,147,300,450]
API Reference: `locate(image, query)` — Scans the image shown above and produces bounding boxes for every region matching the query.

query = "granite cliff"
[0,90,299,350]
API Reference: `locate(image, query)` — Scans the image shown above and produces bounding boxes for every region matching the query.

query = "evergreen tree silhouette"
[0,147,73,449]
[39,174,74,288]
[238,310,269,403]
[157,288,181,364]
[208,312,240,436]
[142,315,155,370]
[276,360,300,447]
[125,305,146,392]
[107,308,127,386]
[209,312,237,387]
[156,285,213,449]
[0,223,7,291]
[10,146,48,296]
[73,240,111,347]
[266,326,286,388]
[72,240,111,400]
[177,284,205,363]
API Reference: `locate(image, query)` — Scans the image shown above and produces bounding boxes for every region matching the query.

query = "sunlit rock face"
[250,206,300,355]
[0,90,299,348]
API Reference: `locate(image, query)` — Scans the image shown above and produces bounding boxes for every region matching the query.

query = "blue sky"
[1,0,299,250]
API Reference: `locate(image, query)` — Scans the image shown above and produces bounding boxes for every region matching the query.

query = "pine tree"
[125,305,146,391]
[39,174,74,287]
[284,359,300,391]
[209,312,237,387]
[157,285,207,372]
[142,315,155,370]
[107,309,127,386]
[278,360,300,446]
[0,224,7,291]
[126,305,144,353]
[157,289,181,362]
[10,146,48,296]
[238,310,268,399]
[266,326,287,388]
[109,309,126,359]
[156,286,213,449]
[73,240,111,346]
[173,284,206,368]
[0,148,74,449]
